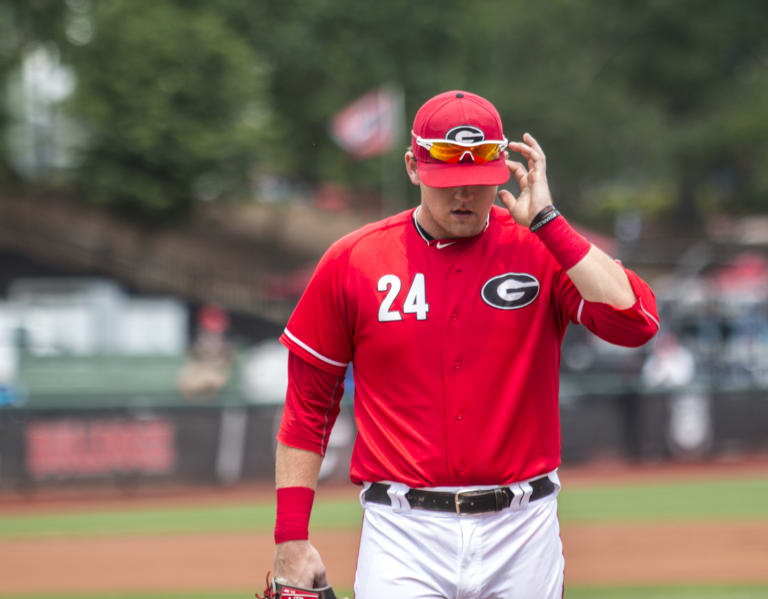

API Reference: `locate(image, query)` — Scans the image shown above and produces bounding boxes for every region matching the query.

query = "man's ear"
[404,150,420,186]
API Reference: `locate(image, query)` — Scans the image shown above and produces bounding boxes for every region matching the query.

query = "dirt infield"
[2,522,768,593]
[2,459,768,594]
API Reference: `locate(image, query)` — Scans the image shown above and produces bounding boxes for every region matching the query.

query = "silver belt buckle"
[454,488,480,515]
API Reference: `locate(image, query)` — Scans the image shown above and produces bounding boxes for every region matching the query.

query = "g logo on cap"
[446,125,485,144]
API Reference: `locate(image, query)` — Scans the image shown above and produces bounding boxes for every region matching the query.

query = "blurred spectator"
[641,332,695,389]
[240,340,289,404]
[177,304,233,401]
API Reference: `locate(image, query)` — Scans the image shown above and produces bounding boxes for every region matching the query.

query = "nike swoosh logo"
[436,241,456,249]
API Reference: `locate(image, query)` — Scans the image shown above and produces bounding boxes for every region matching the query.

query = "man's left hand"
[498,133,553,227]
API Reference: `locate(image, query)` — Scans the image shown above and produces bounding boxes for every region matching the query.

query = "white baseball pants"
[354,473,564,598]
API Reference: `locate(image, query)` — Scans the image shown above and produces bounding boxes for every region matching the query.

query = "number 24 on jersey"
[378,273,429,322]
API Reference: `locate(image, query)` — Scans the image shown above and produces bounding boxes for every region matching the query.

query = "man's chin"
[445,220,482,238]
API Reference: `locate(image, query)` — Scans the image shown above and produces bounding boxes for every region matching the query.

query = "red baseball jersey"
[279,206,659,488]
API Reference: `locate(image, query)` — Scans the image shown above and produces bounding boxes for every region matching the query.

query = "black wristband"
[529,205,556,228]
[530,206,560,232]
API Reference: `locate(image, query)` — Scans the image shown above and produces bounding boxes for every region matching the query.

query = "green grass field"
[2,476,767,539]
[2,584,768,599]
[1,473,767,598]
[1,587,768,599]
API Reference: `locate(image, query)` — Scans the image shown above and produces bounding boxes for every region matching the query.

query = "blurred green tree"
[62,0,272,222]
[2,0,768,227]
[215,0,470,204]
[222,0,671,219]
[590,0,768,223]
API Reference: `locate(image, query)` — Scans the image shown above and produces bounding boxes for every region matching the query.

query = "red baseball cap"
[411,90,510,188]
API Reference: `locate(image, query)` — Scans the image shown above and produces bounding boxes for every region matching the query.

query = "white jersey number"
[377,273,429,322]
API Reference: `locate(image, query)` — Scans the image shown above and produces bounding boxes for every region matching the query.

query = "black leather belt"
[363,476,556,515]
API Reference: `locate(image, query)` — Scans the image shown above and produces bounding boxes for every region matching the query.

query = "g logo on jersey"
[446,125,485,144]
[481,273,540,310]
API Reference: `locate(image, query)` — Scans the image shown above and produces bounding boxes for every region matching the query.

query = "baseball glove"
[256,573,338,599]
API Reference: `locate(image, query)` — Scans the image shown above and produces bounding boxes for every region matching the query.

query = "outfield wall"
[1,391,767,492]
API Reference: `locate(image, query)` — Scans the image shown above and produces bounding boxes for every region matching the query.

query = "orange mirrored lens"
[428,142,501,164]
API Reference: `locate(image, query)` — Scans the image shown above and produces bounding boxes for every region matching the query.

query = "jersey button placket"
[445,262,465,480]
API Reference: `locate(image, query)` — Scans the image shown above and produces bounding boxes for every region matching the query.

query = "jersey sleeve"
[277,351,346,456]
[279,241,353,376]
[554,264,660,347]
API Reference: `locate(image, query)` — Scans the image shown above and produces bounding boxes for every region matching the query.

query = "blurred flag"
[330,87,402,158]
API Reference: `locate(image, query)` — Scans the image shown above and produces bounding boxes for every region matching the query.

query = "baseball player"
[269,90,659,597]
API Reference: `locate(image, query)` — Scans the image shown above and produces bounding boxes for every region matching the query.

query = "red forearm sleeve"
[277,351,346,456]
[534,214,592,271]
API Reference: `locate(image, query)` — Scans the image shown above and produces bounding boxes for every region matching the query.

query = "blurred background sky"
[1,0,768,487]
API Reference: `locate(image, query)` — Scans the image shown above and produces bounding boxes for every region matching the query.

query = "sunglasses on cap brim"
[413,131,508,164]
